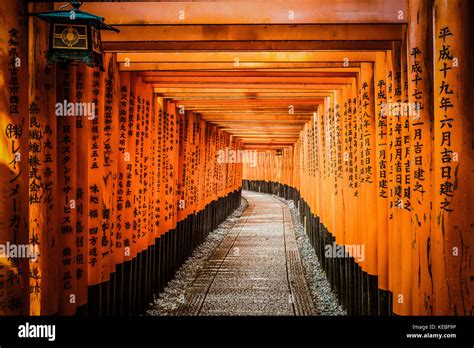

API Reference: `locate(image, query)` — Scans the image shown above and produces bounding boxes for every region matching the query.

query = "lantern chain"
[58,1,83,11]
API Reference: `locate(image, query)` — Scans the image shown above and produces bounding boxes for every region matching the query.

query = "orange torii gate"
[0,0,472,318]
[243,0,474,316]
[0,3,243,316]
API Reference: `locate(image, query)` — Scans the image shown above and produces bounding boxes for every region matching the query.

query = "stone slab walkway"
[176,191,316,316]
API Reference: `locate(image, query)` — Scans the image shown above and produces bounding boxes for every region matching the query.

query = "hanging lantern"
[31,1,119,70]
[275,149,283,156]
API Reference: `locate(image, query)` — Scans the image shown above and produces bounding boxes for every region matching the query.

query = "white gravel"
[147,197,249,316]
[147,191,346,316]
[275,194,346,316]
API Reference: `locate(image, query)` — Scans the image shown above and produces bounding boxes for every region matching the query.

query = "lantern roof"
[31,9,120,33]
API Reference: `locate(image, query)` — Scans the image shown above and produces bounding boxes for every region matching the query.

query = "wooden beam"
[228,132,301,136]
[243,144,293,149]
[105,40,395,52]
[152,83,347,90]
[197,108,317,112]
[116,51,377,63]
[155,91,335,97]
[222,125,304,128]
[213,121,309,126]
[172,99,324,105]
[182,110,319,114]
[142,76,353,84]
[120,62,361,71]
[142,71,359,78]
[201,115,311,121]
[223,128,303,131]
[78,1,408,24]
[238,138,298,143]
[101,24,403,43]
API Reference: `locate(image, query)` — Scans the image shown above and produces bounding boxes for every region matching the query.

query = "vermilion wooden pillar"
[28,2,58,315]
[374,52,389,314]
[75,64,89,310]
[86,65,104,290]
[360,62,378,282]
[432,0,474,315]
[400,26,413,316]
[0,0,29,316]
[389,42,403,316]
[56,65,77,315]
[407,0,434,316]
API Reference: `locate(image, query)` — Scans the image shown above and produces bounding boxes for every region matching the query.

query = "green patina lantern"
[31,1,119,70]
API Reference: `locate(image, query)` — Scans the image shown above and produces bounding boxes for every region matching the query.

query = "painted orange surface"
[0,0,472,316]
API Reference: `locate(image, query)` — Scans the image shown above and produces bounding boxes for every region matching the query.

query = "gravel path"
[275,194,346,316]
[147,197,249,316]
[147,190,345,316]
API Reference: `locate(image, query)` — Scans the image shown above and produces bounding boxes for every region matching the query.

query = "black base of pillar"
[243,180,395,316]
[78,188,242,316]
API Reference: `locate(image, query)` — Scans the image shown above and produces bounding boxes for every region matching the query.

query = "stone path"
[176,191,316,315]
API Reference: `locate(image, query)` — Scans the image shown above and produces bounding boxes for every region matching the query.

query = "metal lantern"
[31,1,119,70]
[275,149,283,156]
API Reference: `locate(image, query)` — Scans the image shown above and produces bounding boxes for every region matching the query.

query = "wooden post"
[374,52,389,315]
[389,42,403,315]
[56,65,77,315]
[432,0,474,315]
[407,0,434,316]
[28,2,58,315]
[74,64,89,310]
[400,26,413,316]
[361,62,378,315]
[0,0,29,315]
